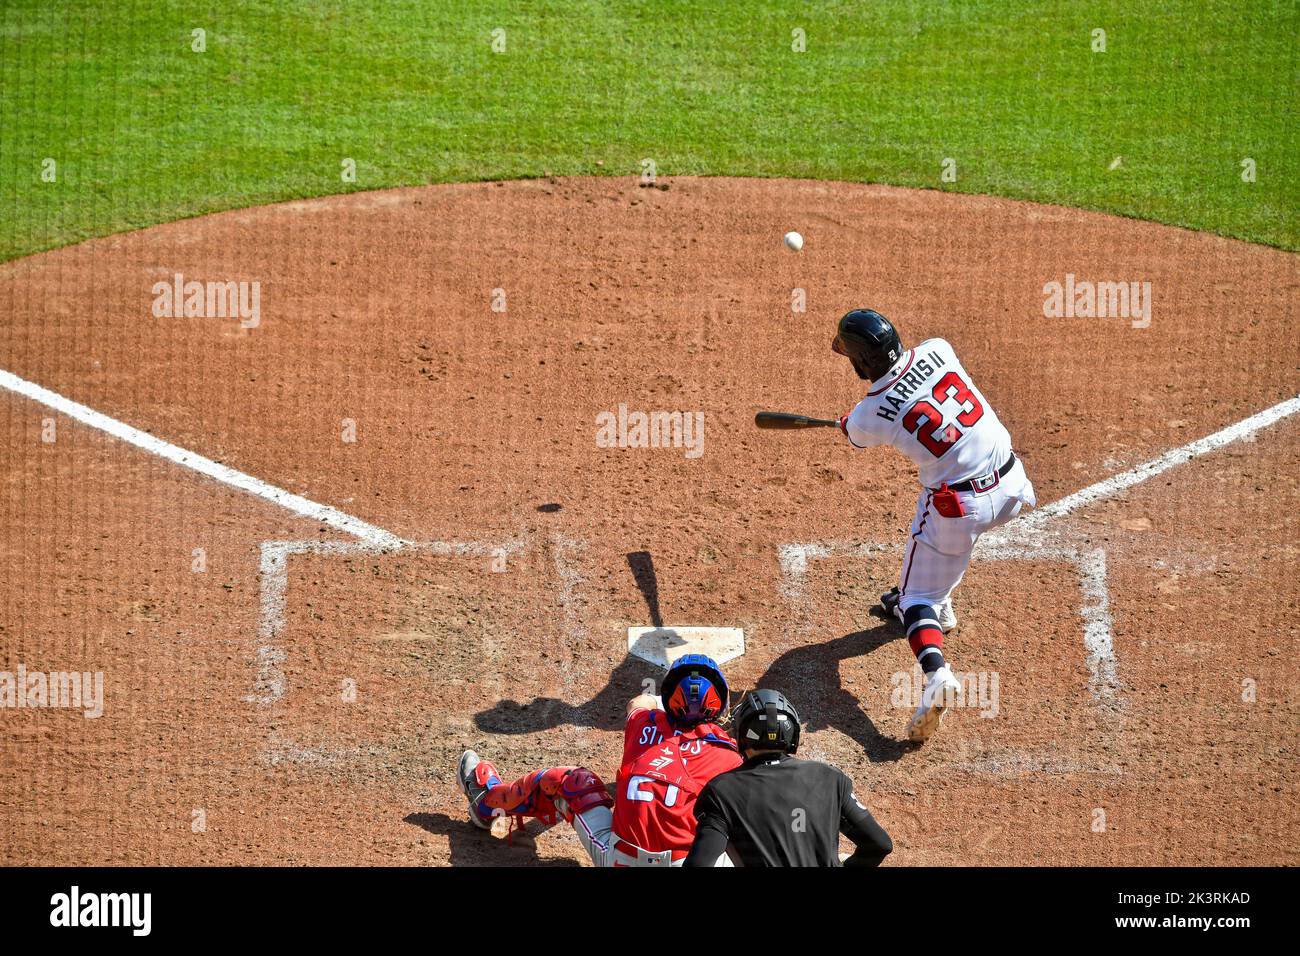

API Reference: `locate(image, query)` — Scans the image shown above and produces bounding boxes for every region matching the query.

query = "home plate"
[626,626,745,668]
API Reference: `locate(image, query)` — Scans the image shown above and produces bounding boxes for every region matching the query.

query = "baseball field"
[1,0,1297,869]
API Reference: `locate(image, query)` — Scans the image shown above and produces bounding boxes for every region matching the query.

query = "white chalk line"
[252,537,527,706]
[22,356,1285,760]
[255,533,601,774]
[0,367,407,548]
[781,540,1120,708]
[551,534,595,748]
[254,532,598,767]
[1010,394,1300,536]
[779,393,1300,712]
[550,535,589,684]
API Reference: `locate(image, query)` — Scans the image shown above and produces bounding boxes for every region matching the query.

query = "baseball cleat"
[880,588,904,625]
[906,665,961,742]
[457,749,501,830]
[935,599,957,633]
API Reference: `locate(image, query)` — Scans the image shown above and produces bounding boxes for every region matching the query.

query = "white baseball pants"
[566,806,732,867]
[897,458,1036,613]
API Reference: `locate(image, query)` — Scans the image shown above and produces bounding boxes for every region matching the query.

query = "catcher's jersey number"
[902,371,984,457]
[626,775,681,807]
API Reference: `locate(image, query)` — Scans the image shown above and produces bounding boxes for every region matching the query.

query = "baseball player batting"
[830,308,1036,741]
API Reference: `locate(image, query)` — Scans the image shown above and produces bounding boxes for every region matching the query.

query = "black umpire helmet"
[732,689,802,755]
[832,309,904,381]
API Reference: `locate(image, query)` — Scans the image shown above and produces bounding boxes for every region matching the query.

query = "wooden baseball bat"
[755,411,840,430]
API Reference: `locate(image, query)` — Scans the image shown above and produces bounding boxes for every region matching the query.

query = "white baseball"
[783,231,803,252]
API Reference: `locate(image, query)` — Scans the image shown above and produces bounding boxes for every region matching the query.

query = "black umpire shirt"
[684,753,892,867]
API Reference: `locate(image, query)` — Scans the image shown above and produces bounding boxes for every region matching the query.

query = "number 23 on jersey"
[902,370,984,457]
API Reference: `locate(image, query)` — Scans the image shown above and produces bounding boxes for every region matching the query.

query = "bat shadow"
[626,550,663,627]
[473,550,666,735]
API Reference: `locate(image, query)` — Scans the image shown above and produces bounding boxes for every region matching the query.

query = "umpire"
[683,689,893,867]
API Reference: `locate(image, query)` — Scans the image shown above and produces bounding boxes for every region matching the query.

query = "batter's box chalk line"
[252,537,528,705]
[781,540,1117,708]
[6,367,1294,757]
[778,393,1300,716]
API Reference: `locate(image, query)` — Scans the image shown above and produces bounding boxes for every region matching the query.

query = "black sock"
[903,604,947,675]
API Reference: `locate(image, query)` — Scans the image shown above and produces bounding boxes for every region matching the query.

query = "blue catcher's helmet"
[660,653,729,727]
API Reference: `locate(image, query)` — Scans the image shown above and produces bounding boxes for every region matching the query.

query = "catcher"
[457,653,741,866]
[832,309,1036,741]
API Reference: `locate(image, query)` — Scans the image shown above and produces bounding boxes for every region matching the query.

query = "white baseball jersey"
[842,338,1011,488]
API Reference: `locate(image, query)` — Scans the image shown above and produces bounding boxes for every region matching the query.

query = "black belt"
[946,453,1016,494]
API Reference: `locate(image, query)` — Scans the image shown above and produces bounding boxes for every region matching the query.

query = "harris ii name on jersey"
[874,348,947,422]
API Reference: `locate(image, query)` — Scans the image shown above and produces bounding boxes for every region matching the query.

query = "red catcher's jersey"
[611,708,741,853]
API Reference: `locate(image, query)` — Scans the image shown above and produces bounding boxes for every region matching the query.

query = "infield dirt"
[1,177,1296,864]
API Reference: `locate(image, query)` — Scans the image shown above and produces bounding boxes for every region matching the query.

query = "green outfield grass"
[1,0,1296,261]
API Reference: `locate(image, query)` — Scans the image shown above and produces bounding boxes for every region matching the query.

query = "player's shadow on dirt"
[749,612,917,763]
[473,653,658,734]
[404,812,581,867]
[474,609,915,760]
[473,549,666,734]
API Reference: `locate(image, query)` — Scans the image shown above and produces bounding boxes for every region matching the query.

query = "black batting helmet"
[832,309,904,381]
[732,689,802,755]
